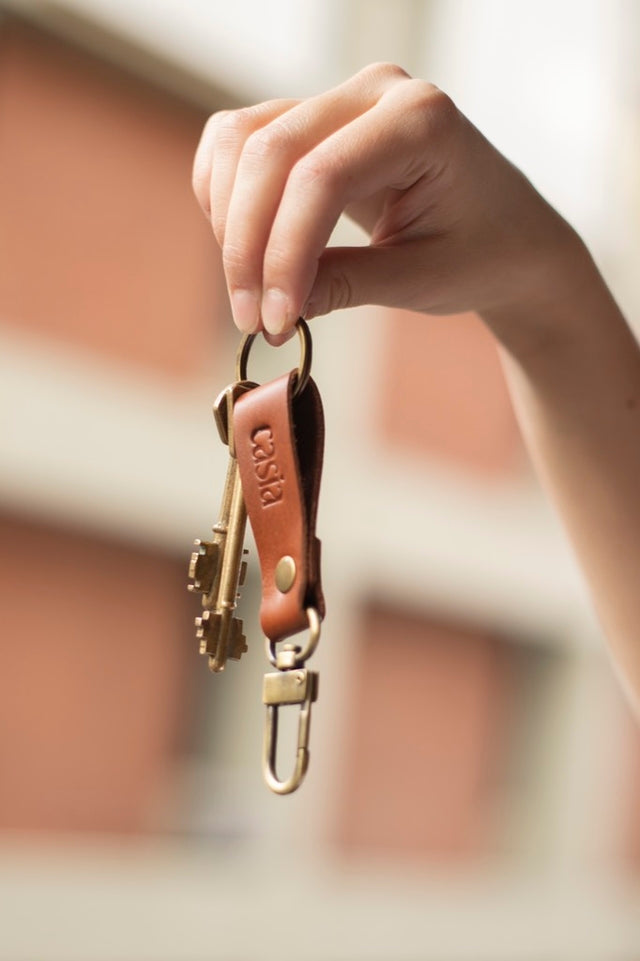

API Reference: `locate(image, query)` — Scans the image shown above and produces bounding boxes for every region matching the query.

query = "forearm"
[484,239,640,705]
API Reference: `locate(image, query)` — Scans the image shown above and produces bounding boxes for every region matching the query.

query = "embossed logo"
[250,426,284,506]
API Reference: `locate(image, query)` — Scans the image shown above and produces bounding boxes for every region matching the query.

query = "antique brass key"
[188,381,255,672]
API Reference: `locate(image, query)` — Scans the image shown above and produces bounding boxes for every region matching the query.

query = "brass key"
[188,381,255,672]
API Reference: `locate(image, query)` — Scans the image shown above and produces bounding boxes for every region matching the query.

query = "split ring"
[265,607,321,668]
[236,318,312,397]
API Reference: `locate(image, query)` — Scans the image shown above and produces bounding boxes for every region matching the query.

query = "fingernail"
[230,289,260,333]
[261,288,291,335]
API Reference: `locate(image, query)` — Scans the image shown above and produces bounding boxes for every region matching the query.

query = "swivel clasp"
[262,666,319,795]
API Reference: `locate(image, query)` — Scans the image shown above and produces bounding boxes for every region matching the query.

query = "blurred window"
[335,601,560,861]
[0,19,225,378]
[0,512,193,833]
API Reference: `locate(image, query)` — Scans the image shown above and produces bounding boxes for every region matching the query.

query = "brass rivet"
[275,555,296,593]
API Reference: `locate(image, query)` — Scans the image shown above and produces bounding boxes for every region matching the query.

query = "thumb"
[304,243,431,319]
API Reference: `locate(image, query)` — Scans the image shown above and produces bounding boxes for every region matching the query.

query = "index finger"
[260,79,449,334]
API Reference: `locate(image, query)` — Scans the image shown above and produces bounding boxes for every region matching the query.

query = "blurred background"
[1,0,639,958]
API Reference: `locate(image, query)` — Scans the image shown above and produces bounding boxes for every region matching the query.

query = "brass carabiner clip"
[262,667,319,795]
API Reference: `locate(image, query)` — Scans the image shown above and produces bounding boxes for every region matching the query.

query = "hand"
[193,62,578,340]
[194,63,640,709]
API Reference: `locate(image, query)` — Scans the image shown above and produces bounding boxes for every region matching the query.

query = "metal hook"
[262,667,319,795]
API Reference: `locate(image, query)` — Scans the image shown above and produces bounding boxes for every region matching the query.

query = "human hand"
[193,62,579,342]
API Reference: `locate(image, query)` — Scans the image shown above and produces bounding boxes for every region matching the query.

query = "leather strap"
[233,372,325,642]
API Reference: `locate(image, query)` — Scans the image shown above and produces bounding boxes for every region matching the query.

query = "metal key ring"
[236,318,312,398]
[265,607,321,668]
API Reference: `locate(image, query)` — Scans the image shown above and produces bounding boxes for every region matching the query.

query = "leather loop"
[233,372,325,642]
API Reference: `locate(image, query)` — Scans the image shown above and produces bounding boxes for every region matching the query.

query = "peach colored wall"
[379,309,523,476]
[0,20,225,379]
[0,513,194,833]
[336,604,512,860]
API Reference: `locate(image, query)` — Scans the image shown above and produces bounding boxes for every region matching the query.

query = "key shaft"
[189,381,256,672]
[201,459,248,671]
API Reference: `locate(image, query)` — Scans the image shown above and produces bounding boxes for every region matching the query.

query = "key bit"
[195,610,247,672]
[194,610,209,649]
[227,618,249,660]
[188,539,220,595]
[239,550,248,587]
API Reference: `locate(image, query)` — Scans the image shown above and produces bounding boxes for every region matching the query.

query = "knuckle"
[222,242,251,278]
[263,244,293,279]
[196,110,226,148]
[329,268,354,311]
[242,120,292,164]
[409,81,457,131]
[292,151,342,193]
[206,108,230,133]
[427,85,457,122]
[360,61,411,85]
[215,107,256,145]
[191,164,210,212]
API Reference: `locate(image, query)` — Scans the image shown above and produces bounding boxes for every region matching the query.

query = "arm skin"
[192,63,640,709]
[489,256,640,712]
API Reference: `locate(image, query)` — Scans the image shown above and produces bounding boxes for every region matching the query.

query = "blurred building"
[0,2,638,959]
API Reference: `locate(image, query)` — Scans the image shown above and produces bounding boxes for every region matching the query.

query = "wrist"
[480,223,610,363]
